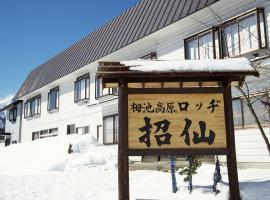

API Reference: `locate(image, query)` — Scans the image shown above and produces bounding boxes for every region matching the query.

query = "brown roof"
[14,0,219,100]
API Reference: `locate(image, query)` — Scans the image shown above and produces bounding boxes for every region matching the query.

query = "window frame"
[232,92,270,129]
[74,73,90,103]
[9,107,17,122]
[103,114,118,145]
[24,95,41,118]
[221,8,267,57]
[67,124,76,135]
[184,8,267,59]
[47,86,59,111]
[140,52,157,60]
[97,125,102,141]
[184,27,220,60]
[95,76,118,99]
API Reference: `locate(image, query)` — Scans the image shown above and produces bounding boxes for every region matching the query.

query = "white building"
[2,0,270,166]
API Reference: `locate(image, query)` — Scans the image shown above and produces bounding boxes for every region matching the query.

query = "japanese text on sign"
[128,93,227,149]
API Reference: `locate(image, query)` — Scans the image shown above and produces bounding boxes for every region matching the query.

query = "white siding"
[5,103,22,143]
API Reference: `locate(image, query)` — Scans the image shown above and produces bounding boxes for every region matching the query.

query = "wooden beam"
[128,148,228,156]
[223,79,241,200]
[118,79,129,200]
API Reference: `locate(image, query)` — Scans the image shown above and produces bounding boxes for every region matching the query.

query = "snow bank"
[121,58,255,72]
[0,134,117,175]
[65,135,117,170]
[0,132,270,199]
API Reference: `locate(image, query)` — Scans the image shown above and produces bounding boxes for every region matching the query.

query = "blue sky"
[0,0,139,100]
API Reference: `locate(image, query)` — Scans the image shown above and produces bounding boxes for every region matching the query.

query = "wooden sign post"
[97,61,259,200]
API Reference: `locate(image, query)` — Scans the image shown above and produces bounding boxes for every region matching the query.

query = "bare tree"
[201,6,270,155]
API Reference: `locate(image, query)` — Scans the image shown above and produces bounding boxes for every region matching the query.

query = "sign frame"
[127,87,227,155]
[118,79,240,200]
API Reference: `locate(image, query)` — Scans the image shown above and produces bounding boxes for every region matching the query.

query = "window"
[33,128,58,140]
[222,10,266,57]
[232,93,269,128]
[95,78,118,98]
[32,132,39,141]
[97,125,102,141]
[40,129,48,137]
[49,128,58,137]
[76,126,89,134]
[74,74,90,102]
[185,8,266,59]
[103,115,118,144]
[232,98,243,127]
[140,52,157,60]
[185,28,220,59]
[48,87,59,111]
[9,108,17,122]
[24,95,41,118]
[67,124,76,135]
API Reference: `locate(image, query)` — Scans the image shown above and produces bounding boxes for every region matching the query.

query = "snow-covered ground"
[0,134,269,200]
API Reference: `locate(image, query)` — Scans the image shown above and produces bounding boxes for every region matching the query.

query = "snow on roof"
[121,58,255,72]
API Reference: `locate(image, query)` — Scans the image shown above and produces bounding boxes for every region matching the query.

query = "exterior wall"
[5,103,22,143]
[11,0,270,164]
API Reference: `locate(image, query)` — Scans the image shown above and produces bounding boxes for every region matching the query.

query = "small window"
[37,128,58,139]
[232,93,269,128]
[95,78,118,99]
[24,95,41,118]
[140,52,157,60]
[75,126,89,134]
[97,125,102,141]
[67,124,76,135]
[232,98,243,127]
[103,115,118,145]
[9,108,17,122]
[32,132,39,141]
[83,126,89,134]
[49,128,58,137]
[48,87,59,111]
[243,95,269,126]
[74,74,90,102]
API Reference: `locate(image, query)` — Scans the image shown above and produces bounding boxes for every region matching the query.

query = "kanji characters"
[155,102,165,113]
[166,102,177,113]
[180,118,216,146]
[153,119,172,146]
[138,117,172,147]
[180,118,192,146]
[193,121,215,145]
[130,102,142,113]
[138,117,152,147]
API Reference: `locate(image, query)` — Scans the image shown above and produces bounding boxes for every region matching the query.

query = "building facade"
[3,0,270,165]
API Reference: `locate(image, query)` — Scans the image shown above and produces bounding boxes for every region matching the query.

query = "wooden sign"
[128,93,227,149]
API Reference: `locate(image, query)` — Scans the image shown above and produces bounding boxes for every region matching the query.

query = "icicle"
[170,155,178,193]
[188,155,193,193]
[213,156,222,193]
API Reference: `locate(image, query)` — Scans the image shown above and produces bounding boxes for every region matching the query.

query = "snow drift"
[0,134,117,175]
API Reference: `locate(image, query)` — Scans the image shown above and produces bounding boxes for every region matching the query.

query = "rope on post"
[170,155,178,193]
[213,156,222,193]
